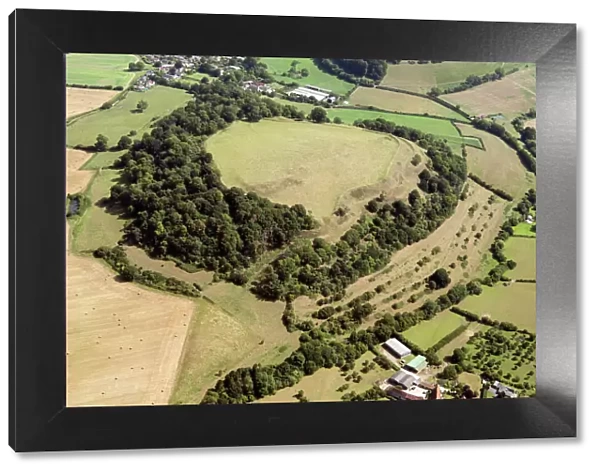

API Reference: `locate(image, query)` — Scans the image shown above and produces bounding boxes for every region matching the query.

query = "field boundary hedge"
[375,85,472,120]
[512,234,536,239]
[452,122,485,150]
[337,104,471,125]
[429,323,469,353]
[449,307,534,336]
[468,173,514,201]
[66,89,130,126]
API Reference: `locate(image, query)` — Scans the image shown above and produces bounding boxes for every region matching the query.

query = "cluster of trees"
[511,117,537,157]
[128,61,145,71]
[66,192,89,218]
[313,58,388,86]
[427,268,451,290]
[472,118,536,173]
[107,81,317,283]
[93,246,202,297]
[468,173,514,201]
[428,67,513,96]
[252,119,467,302]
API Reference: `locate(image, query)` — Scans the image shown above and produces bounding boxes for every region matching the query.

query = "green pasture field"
[206,118,410,220]
[513,222,536,237]
[272,98,482,149]
[381,61,528,93]
[262,57,355,95]
[70,170,125,253]
[402,309,467,350]
[67,86,192,147]
[458,282,536,333]
[349,87,465,120]
[67,53,140,87]
[256,351,394,403]
[170,284,297,404]
[80,151,126,170]
[504,237,536,280]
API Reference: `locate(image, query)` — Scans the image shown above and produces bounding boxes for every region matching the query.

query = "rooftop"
[406,355,428,372]
[383,338,411,358]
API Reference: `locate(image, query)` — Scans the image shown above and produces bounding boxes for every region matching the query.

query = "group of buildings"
[242,80,274,94]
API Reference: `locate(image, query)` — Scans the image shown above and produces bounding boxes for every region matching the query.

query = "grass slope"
[262,57,355,95]
[350,87,465,120]
[67,53,139,87]
[67,86,192,147]
[382,61,528,93]
[206,118,404,220]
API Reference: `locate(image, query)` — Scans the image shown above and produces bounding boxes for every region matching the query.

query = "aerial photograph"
[65,54,537,406]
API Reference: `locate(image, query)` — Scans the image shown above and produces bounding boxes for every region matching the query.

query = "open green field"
[504,237,536,280]
[382,61,528,93]
[402,309,467,350]
[80,151,126,170]
[350,87,465,120]
[513,222,536,237]
[170,284,297,404]
[67,53,139,87]
[256,351,393,403]
[67,86,192,147]
[70,170,125,253]
[458,282,536,332]
[206,118,409,220]
[262,57,355,95]
[272,99,482,149]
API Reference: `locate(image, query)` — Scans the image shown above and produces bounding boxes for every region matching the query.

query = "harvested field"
[125,246,213,286]
[458,282,536,332]
[70,170,125,253]
[310,182,508,320]
[504,237,536,280]
[66,148,95,194]
[442,68,536,120]
[67,53,138,87]
[256,351,393,403]
[67,254,194,406]
[171,283,297,404]
[456,123,533,197]
[67,86,192,147]
[67,87,118,118]
[262,57,355,95]
[207,118,418,225]
[402,310,467,350]
[349,87,464,120]
[382,62,527,93]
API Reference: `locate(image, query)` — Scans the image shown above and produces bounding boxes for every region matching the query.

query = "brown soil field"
[295,182,507,319]
[125,246,214,286]
[66,87,118,118]
[456,124,534,198]
[67,254,195,406]
[66,148,94,194]
[170,283,298,404]
[442,69,536,119]
[349,87,464,120]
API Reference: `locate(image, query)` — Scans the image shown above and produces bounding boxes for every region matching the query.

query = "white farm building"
[383,338,412,359]
[287,84,334,102]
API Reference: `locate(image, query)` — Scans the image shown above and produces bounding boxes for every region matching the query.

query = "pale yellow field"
[457,124,533,198]
[66,87,118,118]
[67,254,195,406]
[66,148,94,194]
[442,68,536,119]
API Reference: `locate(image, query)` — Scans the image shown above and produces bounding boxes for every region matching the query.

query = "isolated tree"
[136,99,149,112]
[117,135,132,150]
[333,116,343,125]
[309,107,327,123]
[428,268,451,290]
[95,134,109,152]
[300,68,309,77]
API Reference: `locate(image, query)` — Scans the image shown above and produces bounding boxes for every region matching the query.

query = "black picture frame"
[9,9,577,452]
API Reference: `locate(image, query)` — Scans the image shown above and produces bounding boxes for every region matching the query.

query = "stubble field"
[67,87,119,118]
